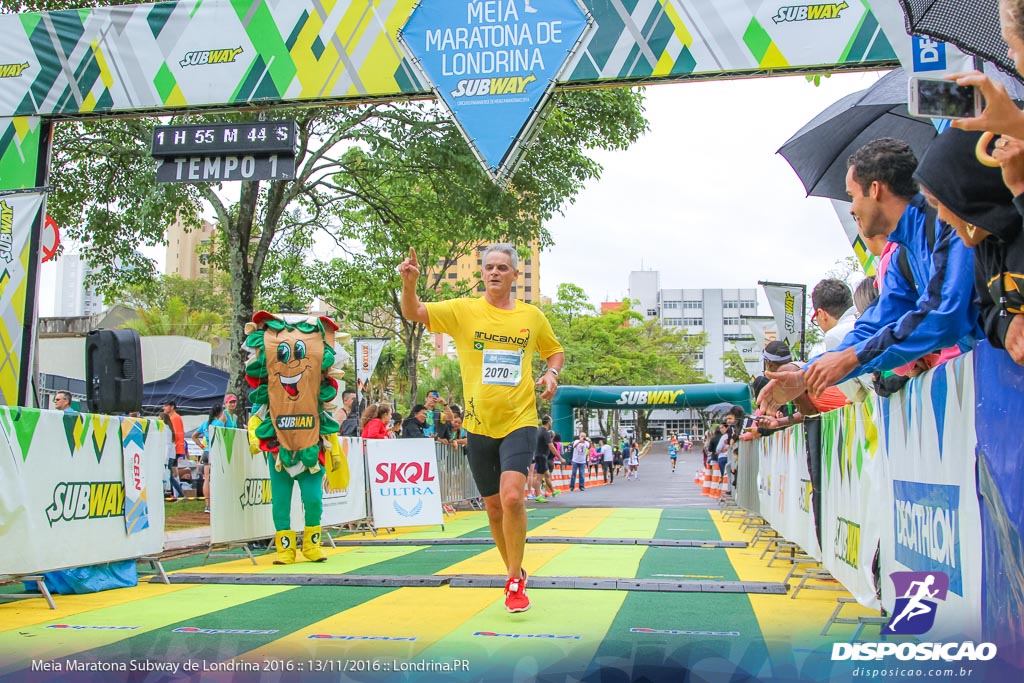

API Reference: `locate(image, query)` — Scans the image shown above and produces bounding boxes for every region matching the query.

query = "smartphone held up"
[908,77,982,120]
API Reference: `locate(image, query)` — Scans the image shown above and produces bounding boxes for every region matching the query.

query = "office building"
[628,270,758,383]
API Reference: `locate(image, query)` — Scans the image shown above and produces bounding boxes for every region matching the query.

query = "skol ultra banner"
[820,400,884,608]
[877,353,982,641]
[209,428,366,545]
[0,407,165,575]
[365,438,443,529]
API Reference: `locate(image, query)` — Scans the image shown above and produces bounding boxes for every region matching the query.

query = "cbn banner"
[0,408,165,575]
[757,425,820,559]
[877,354,982,640]
[820,401,884,608]
[365,439,443,529]
[209,429,367,544]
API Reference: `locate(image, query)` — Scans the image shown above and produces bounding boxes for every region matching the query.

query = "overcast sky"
[542,70,887,311]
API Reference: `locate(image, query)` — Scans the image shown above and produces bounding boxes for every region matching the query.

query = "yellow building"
[165,217,216,279]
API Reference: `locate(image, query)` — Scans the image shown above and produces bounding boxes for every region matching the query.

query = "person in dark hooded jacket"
[913,127,1024,366]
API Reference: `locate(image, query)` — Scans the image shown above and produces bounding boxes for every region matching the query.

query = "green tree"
[540,288,707,436]
[121,296,226,343]
[10,5,647,405]
[722,350,754,384]
[316,89,648,406]
[118,273,231,319]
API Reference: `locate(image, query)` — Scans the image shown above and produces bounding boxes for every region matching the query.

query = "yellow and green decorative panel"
[0,1,895,119]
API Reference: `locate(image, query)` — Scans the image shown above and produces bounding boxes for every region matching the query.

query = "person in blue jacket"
[760,137,981,410]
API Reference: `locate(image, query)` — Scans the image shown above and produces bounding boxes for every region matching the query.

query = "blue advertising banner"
[401,0,591,179]
[973,341,1024,671]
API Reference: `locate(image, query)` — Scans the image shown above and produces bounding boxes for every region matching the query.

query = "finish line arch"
[551,383,752,443]
[0,0,897,405]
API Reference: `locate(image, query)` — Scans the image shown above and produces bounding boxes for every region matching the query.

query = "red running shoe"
[504,570,530,613]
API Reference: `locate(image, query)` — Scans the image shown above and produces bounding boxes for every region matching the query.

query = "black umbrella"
[778,66,1024,202]
[897,0,1020,83]
[704,402,737,419]
[778,68,936,202]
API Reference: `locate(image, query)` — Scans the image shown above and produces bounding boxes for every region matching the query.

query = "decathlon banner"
[757,425,821,559]
[819,401,884,608]
[877,353,982,641]
[353,338,387,408]
[0,408,165,575]
[365,438,444,529]
[760,281,805,357]
[209,429,367,544]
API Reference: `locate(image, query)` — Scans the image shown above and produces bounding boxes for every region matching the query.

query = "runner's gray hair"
[482,243,518,270]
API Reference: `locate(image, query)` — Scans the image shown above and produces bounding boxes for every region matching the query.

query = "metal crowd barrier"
[735,441,760,515]
[435,443,482,510]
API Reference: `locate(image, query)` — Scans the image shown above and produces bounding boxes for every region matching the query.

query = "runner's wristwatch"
[546,367,559,377]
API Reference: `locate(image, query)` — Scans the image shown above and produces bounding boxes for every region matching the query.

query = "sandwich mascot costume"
[244,312,350,564]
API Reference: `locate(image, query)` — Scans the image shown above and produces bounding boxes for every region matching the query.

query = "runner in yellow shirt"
[399,244,564,613]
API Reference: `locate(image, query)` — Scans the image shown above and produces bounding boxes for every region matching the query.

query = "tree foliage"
[7,1,649,406]
[121,296,226,343]
[315,90,648,405]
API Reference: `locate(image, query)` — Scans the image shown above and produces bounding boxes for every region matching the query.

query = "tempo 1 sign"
[151,120,297,183]
[155,154,295,183]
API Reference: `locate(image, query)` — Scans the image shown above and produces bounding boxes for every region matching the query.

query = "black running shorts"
[466,426,537,497]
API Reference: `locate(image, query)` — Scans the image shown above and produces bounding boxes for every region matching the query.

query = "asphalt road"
[536,441,714,509]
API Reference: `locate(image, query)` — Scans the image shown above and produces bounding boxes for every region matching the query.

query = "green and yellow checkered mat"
[0,508,878,681]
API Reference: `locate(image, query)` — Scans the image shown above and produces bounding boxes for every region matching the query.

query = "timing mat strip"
[160,573,787,594]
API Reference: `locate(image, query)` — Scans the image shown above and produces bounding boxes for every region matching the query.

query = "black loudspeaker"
[85,329,143,414]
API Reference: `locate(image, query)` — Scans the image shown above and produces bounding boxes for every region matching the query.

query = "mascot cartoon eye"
[294,340,307,360]
[277,343,291,363]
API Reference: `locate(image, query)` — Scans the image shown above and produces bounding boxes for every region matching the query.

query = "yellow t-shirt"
[425,297,563,438]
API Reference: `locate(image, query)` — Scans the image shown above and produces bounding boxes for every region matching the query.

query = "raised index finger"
[409,247,418,266]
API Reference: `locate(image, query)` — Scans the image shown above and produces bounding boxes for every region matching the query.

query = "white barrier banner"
[757,425,821,559]
[365,439,443,529]
[0,408,165,574]
[210,429,368,544]
[878,354,982,640]
[322,437,367,525]
[820,401,884,608]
